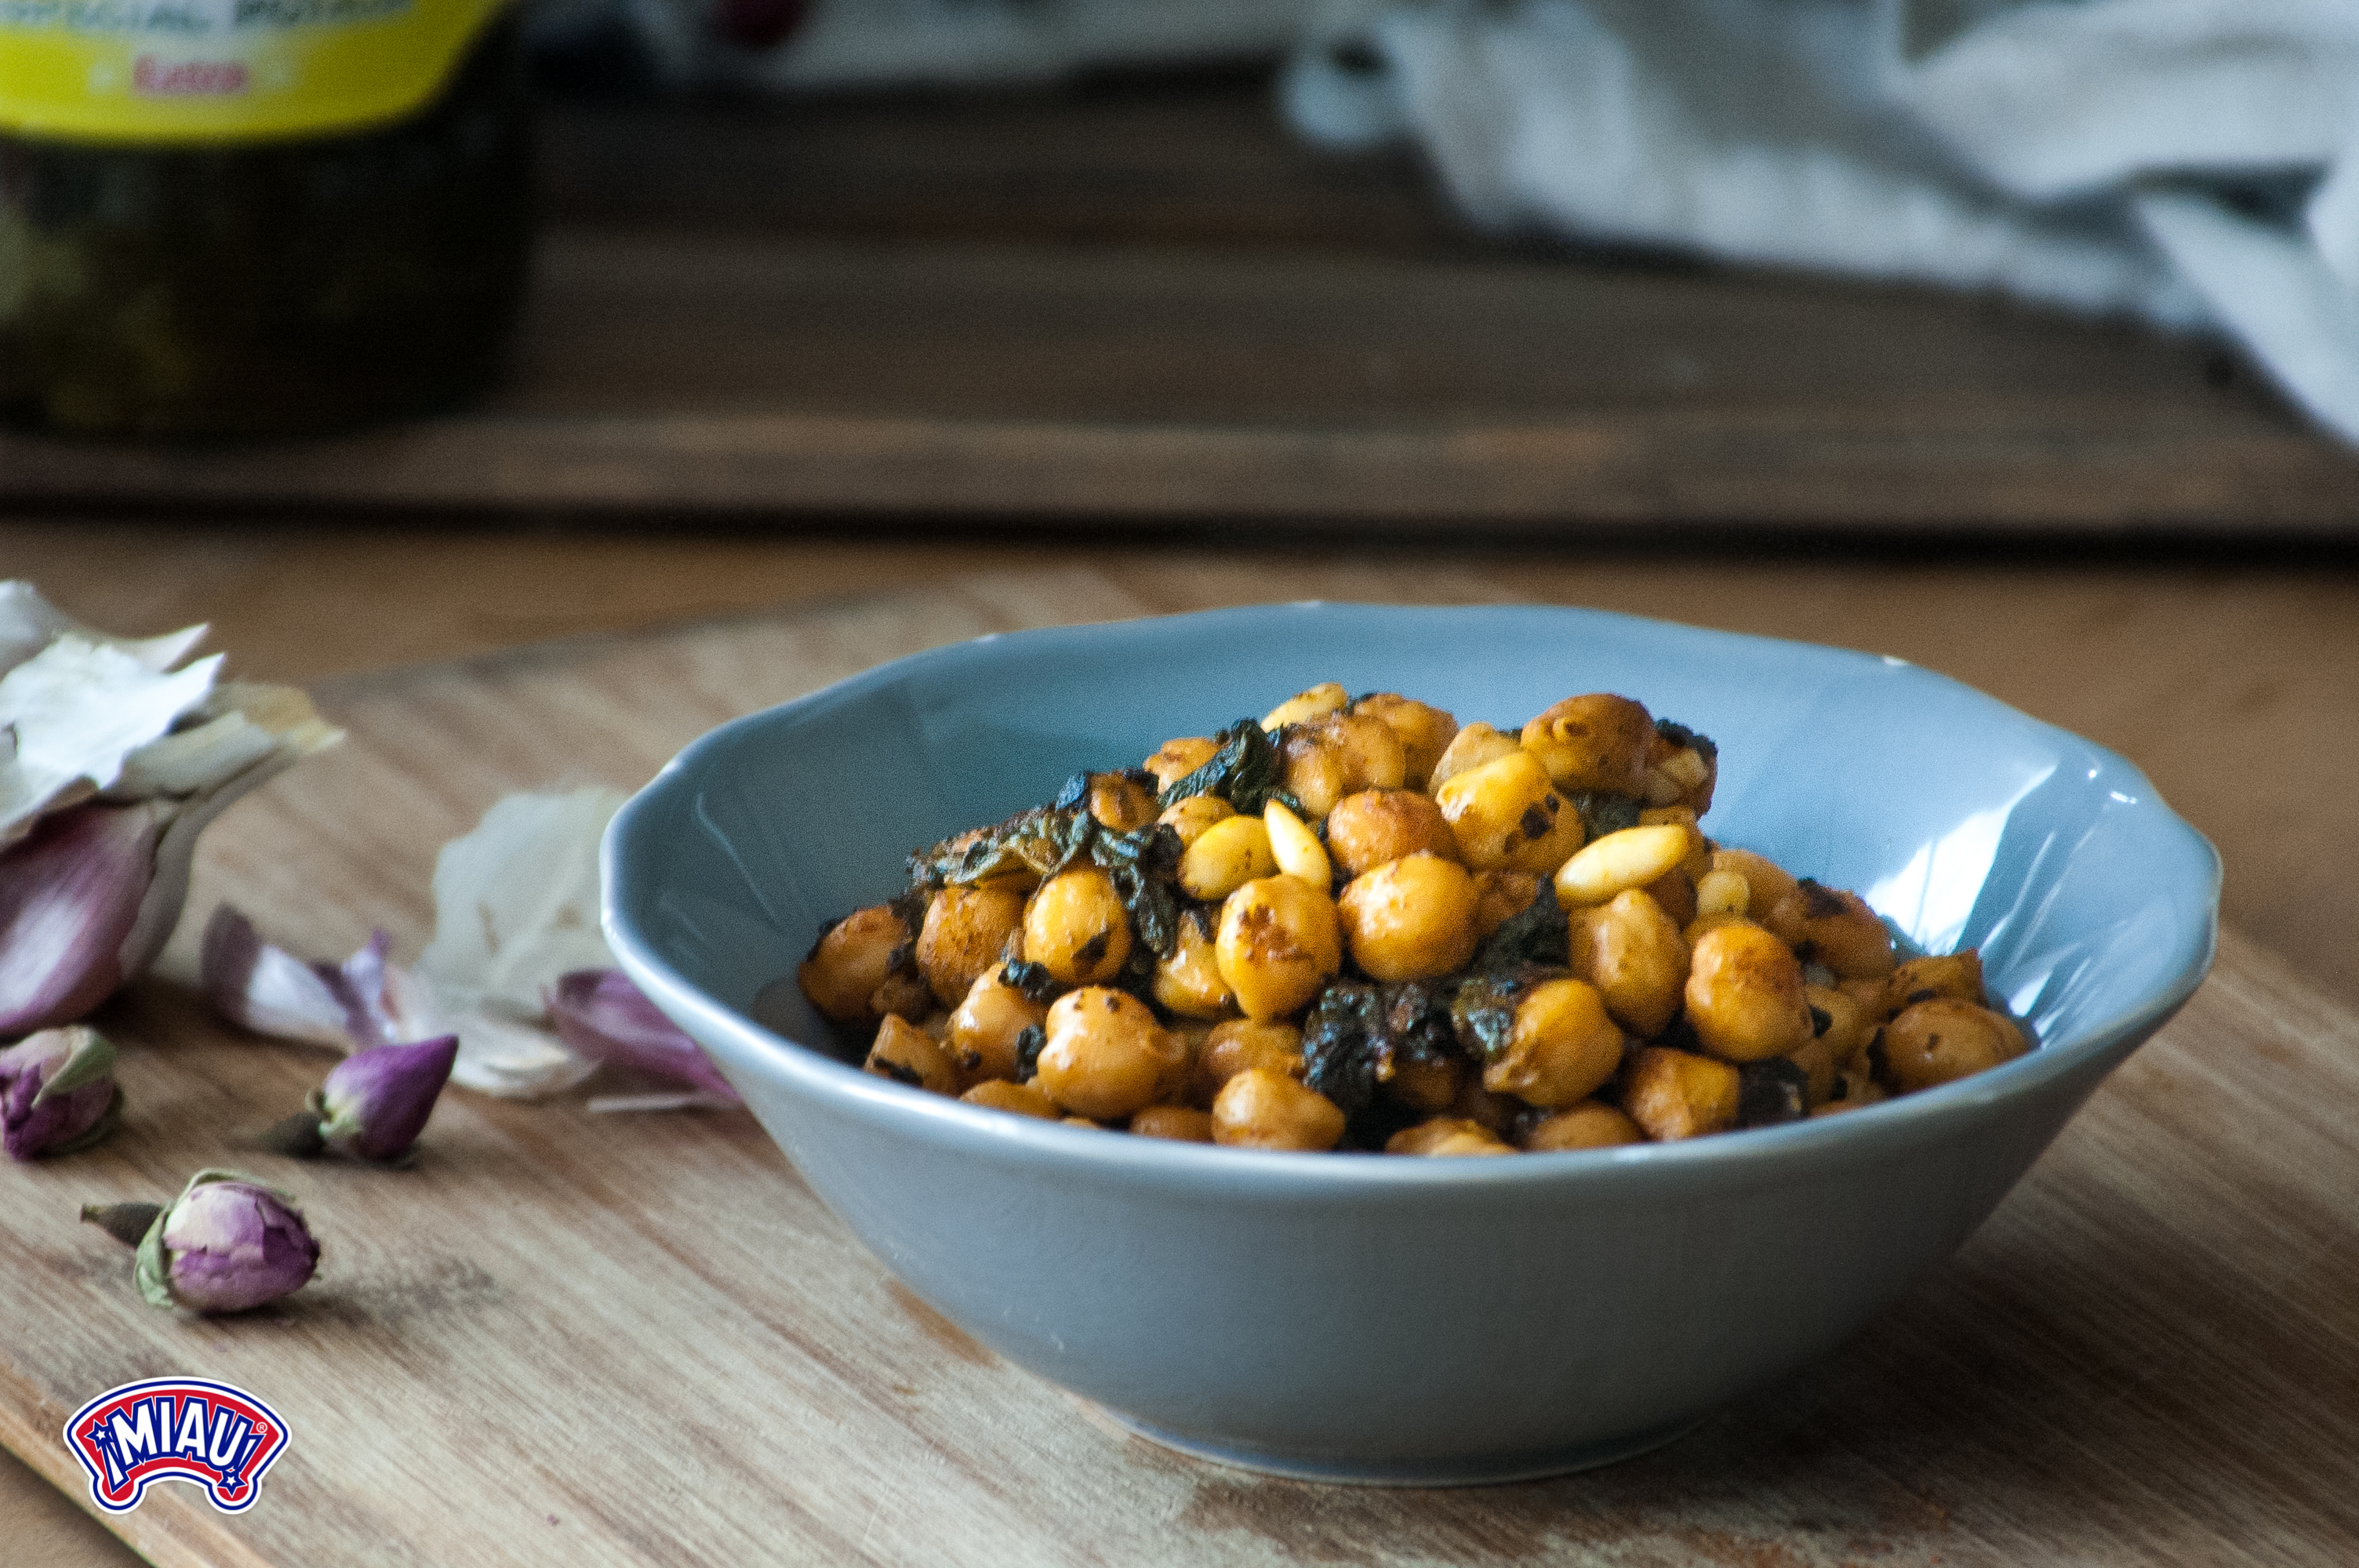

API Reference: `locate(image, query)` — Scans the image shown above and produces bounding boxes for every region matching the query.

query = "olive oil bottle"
[0,3,531,436]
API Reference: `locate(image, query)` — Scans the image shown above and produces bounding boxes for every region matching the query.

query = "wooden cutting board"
[5,572,2357,1567]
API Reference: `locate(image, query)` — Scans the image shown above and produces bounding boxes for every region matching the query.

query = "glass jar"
[0,10,532,437]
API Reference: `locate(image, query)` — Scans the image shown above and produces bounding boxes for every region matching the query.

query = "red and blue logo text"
[64,1377,291,1514]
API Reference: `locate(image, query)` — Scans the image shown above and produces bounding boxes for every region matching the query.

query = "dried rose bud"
[0,1025,122,1160]
[126,1171,320,1314]
[312,1035,458,1161]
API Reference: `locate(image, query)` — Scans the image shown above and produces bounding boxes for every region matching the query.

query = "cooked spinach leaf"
[1299,980,1462,1118]
[1449,967,1561,1063]
[1156,719,1302,816]
[1567,791,1642,840]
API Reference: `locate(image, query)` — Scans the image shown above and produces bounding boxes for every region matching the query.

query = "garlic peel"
[0,804,160,1036]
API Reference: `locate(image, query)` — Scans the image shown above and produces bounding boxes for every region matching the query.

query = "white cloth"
[1285,0,2359,444]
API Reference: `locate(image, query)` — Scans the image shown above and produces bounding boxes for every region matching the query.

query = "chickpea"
[1448,1072,1525,1137]
[1881,951,1987,1019]
[1280,713,1408,818]
[866,1014,961,1096]
[1212,1068,1347,1152]
[1568,888,1691,1038]
[1386,1118,1514,1156]
[1554,822,1697,909]
[798,904,912,1024]
[1383,1053,1464,1112]
[1762,880,1896,980]
[1193,1018,1304,1105]
[1434,750,1584,875]
[961,1079,1060,1119]
[1352,693,1459,789]
[1482,978,1625,1109]
[1087,772,1160,832]
[1428,721,1521,790]
[1642,731,1717,813]
[1130,1105,1216,1143]
[1622,1046,1739,1142]
[1153,906,1236,1020]
[1685,921,1814,1062]
[1338,852,1481,983]
[1710,848,1799,925]
[947,967,1050,1083]
[1144,736,1219,790]
[1022,867,1134,986]
[1472,869,1544,941]
[1158,793,1235,848]
[1877,998,2028,1094]
[1804,983,1872,1072]
[1215,875,1342,1021]
[1521,694,1654,796]
[1035,987,1188,1120]
[1643,867,1699,927]
[1262,681,1351,730]
[1522,1101,1645,1152]
[916,884,1027,1007]
[1325,789,1459,877]
[1694,868,1752,919]
[1179,814,1277,902]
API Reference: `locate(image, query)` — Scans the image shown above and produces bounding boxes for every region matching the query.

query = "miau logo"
[64,1377,291,1515]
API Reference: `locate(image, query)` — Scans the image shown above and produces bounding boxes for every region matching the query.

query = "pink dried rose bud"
[87,1170,322,1315]
[286,1035,459,1161]
[0,1024,123,1160]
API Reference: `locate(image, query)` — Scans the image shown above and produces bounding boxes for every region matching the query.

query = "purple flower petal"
[0,804,157,1036]
[315,1036,459,1160]
[547,970,738,1103]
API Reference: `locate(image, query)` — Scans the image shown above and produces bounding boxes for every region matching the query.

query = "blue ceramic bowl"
[603,604,2219,1485]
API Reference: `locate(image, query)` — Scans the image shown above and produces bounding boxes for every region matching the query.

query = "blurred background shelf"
[7,74,2355,532]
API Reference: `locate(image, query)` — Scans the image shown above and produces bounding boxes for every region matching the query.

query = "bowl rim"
[604,601,2222,1189]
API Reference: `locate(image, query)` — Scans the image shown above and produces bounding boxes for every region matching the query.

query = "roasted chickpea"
[1554,822,1698,909]
[1337,852,1481,982]
[1521,694,1654,796]
[1143,736,1219,790]
[947,967,1050,1084]
[1179,814,1276,902]
[1482,978,1625,1109]
[1035,987,1187,1120]
[1522,1101,1645,1152]
[867,1014,961,1095]
[1622,1046,1739,1142]
[1881,951,1987,1018]
[1694,868,1752,919]
[1087,772,1160,832]
[798,904,911,1024]
[916,884,1026,1007]
[1762,880,1896,980]
[1022,867,1133,986]
[1215,875,1342,1021]
[1709,848,1799,926]
[1428,721,1521,789]
[1685,920,1813,1062]
[1212,1067,1347,1152]
[1568,888,1691,1037]
[1877,998,2028,1093]
[1434,750,1584,875]
[1383,1053,1464,1112]
[1448,1072,1525,1136]
[1158,793,1235,848]
[1351,693,1459,789]
[1153,906,1235,1020]
[1642,730,1717,813]
[1386,1118,1514,1156]
[1325,789,1459,877]
[961,1079,1060,1119]
[1194,1018,1304,1104]
[1280,713,1408,818]
[1472,869,1545,942]
[1804,983,1872,1071]
[1129,1105,1216,1143]
[1262,681,1351,729]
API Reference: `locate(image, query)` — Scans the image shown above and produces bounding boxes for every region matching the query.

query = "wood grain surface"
[5,82,2354,528]
[5,570,2359,1566]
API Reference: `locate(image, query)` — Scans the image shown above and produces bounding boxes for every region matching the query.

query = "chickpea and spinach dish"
[796,684,2030,1155]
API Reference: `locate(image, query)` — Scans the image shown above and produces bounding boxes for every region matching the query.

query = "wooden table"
[6,68,2359,1568]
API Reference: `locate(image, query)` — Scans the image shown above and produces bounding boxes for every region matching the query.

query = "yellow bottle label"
[0,0,506,143]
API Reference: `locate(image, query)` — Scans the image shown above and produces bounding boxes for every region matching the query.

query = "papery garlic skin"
[549,970,739,1104]
[0,1024,121,1160]
[312,1036,459,1160]
[0,805,158,1036]
[135,1170,320,1315]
